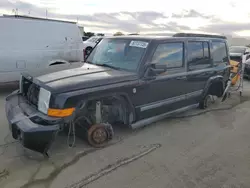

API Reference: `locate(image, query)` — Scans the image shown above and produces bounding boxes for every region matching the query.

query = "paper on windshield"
[129,41,148,48]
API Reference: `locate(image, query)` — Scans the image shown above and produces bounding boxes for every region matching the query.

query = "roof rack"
[2,14,76,24]
[173,33,227,39]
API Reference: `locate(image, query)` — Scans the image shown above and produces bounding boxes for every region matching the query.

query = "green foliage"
[113,32,124,36]
[84,32,95,37]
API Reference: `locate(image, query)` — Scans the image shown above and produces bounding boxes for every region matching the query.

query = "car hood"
[28,63,138,93]
[82,41,95,48]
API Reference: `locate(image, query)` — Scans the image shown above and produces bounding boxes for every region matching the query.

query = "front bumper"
[5,91,62,154]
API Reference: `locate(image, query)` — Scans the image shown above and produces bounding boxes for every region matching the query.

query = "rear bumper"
[5,91,62,154]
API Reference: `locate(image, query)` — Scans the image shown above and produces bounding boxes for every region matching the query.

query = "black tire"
[199,94,211,109]
[85,47,93,56]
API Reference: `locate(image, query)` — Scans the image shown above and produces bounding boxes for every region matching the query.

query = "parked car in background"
[244,56,250,79]
[229,46,250,62]
[229,46,250,78]
[83,36,103,57]
[5,33,230,154]
[82,36,89,41]
[0,15,84,85]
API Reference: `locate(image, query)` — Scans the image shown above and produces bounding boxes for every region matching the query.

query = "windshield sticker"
[129,41,148,48]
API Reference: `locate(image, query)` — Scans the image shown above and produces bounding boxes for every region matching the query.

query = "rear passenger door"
[185,41,213,103]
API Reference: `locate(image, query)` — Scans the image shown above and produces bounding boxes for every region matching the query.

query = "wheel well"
[208,81,224,97]
[75,95,134,127]
[49,62,66,66]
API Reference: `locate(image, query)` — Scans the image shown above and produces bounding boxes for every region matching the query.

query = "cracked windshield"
[1,0,250,188]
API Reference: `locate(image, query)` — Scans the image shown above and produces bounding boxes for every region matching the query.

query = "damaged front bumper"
[5,91,62,154]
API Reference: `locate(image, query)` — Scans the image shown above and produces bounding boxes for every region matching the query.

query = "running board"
[130,104,199,129]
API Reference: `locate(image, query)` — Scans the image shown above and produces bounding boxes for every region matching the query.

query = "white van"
[0,15,84,85]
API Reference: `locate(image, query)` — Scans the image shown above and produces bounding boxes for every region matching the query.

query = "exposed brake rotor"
[87,123,114,148]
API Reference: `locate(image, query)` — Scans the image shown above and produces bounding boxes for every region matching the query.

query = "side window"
[187,41,211,71]
[152,42,184,69]
[212,41,228,65]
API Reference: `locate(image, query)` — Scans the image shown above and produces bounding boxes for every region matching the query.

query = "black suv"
[5,33,230,155]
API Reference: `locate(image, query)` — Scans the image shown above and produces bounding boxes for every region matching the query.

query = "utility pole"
[46,9,48,19]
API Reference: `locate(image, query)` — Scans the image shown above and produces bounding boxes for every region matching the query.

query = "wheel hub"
[92,128,108,144]
[87,123,114,148]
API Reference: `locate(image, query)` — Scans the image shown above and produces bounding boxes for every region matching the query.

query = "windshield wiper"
[97,64,121,70]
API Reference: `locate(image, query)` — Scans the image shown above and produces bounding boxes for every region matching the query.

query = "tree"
[96,33,105,36]
[113,31,124,36]
[84,32,95,37]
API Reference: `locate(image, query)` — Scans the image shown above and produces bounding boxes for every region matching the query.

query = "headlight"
[38,88,51,114]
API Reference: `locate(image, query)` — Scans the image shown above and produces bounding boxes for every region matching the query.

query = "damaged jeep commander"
[5,33,230,155]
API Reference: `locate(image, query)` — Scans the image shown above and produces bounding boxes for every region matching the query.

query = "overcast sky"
[1,0,250,37]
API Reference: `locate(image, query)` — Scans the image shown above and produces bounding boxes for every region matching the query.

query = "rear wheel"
[199,94,213,109]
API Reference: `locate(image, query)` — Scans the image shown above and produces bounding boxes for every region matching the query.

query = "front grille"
[26,83,40,107]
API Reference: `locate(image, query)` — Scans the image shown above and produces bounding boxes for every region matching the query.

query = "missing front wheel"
[87,123,114,148]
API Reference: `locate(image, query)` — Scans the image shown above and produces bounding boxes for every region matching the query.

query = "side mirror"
[153,64,168,70]
[244,51,250,55]
[144,64,167,77]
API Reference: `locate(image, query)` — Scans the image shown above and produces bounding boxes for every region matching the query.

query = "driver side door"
[136,41,188,120]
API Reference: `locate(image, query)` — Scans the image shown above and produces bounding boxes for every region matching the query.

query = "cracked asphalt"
[1,81,250,188]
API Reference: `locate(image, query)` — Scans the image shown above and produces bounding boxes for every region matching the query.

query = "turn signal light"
[48,108,75,117]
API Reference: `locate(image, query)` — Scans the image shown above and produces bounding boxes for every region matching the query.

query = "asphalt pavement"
[1,81,250,188]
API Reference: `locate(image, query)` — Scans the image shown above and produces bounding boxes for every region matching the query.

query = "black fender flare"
[202,75,225,98]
